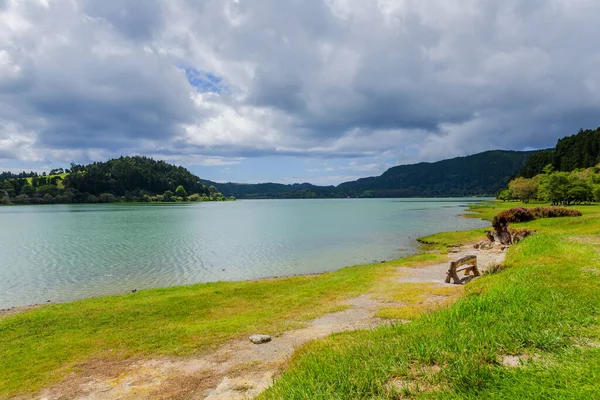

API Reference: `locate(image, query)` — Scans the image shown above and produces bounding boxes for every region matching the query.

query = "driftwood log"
[487,224,534,245]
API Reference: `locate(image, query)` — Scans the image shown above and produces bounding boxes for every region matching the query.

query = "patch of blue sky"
[180,66,226,94]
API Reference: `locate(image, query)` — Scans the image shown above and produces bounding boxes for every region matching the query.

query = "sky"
[1,0,600,185]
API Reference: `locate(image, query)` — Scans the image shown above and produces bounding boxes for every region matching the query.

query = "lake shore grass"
[260,202,600,399]
[3,201,600,398]
[0,247,446,397]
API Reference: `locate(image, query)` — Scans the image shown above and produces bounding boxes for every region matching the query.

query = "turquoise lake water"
[0,199,490,308]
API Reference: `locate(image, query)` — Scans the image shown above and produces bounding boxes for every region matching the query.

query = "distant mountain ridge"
[205,150,537,199]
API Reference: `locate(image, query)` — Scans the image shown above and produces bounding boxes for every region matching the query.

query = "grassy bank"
[260,203,600,399]
[0,251,444,398]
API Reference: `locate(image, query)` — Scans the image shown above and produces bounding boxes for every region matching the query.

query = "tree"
[594,185,600,202]
[163,190,174,201]
[175,185,187,199]
[21,183,35,196]
[539,172,571,205]
[0,181,15,198]
[496,189,512,202]
[508,177,538,203]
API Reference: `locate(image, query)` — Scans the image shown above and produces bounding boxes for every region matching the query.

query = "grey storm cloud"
[1,0,600,166]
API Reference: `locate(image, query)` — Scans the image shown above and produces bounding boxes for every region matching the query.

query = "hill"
[207,150,536,199]
[519,127,600,177]
[201,181,339,199]
[336,150,535,197]
[0,156,229,204]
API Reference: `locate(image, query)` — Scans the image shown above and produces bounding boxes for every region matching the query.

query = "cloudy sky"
[1,0,599,185]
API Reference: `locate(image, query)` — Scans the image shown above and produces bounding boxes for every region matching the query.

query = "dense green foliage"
[209,150,535,199]
[202,180,339,199]
[500,167,600,205]
[0,156,230,205]
[337,150,534,197]
[520,127,600,177]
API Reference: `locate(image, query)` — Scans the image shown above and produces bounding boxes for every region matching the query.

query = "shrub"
[98,193,116,203]
[492,207,534,228]
[188,193,201,202]
[13,194,30,204]
[530,206,582,218]
[54,194,70,203]
[42,194,55,204]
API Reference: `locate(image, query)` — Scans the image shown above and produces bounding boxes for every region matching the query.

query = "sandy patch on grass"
[29,244,506,400]
[501,353,541,367]
[32,295,386,400]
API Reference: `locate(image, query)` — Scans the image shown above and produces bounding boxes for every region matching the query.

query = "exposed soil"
[0,304,43,319]
[26,244,506,400]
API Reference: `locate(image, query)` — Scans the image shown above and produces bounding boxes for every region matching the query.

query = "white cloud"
[1,0,600,178]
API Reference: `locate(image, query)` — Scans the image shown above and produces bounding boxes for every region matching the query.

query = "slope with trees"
[0,156,231,205]
[207,150,536,199]
[500,127,600,204]
[519,127,600,178]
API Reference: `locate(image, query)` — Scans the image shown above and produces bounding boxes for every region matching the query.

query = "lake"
[0,199,490,308]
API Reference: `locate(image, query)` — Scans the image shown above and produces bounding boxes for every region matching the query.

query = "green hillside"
[337,150,535,197]
[0,156,229,204]
[519,127,600,177]
[209,150,536,199]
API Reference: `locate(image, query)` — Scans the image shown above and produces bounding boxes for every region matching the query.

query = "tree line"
[500,126,600,205]
[0,156,233,205]
[498,165,600,205]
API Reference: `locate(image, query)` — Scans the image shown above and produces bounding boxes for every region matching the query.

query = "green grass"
[0,253,442,397]
[25,173,67,188]
[260,203,600,399]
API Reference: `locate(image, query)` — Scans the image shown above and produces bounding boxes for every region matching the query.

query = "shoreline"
[0,201,494,398]
[0,203,489,314]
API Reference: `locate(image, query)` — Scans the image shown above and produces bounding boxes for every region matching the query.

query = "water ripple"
[0,199,490,308]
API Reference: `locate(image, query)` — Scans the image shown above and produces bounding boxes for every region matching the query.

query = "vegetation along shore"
[1,200,600,398]
[0,156,233,205]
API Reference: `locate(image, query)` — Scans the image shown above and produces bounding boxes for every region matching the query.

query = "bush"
[492,207,534,228]
[13,194,30,204]
[530,206,582,218]
[98,193,116,203]
[54,194,70,203]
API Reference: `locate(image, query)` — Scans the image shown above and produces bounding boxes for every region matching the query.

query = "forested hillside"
[336,150,534,197]
[519,127,600,177]
[201,181,339,199]
[498,127,600,205]
[0,156,230,204]
[209,150,535,199]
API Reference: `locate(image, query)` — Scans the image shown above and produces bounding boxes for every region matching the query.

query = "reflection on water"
[0,198,490,308]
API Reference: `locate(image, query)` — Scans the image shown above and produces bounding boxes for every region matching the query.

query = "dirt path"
[32,245,506,400]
